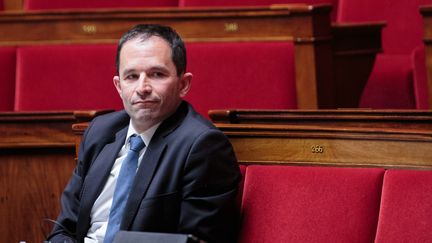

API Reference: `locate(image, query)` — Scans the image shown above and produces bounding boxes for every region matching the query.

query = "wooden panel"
[0,5,331,44]
[218,123,432,169]
[420,5,432,109]
[73,109,432,170]
[0,110,110,243]
[0,149,75,242]
[207,109,432,169]
[3,0,23,10]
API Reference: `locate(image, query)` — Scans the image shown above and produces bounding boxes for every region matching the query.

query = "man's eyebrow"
[121,68,136,76]
[149,65,169,72]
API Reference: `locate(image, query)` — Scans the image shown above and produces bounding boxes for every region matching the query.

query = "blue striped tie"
[104,134,145,243]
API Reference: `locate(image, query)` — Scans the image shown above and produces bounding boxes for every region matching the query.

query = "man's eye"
[151,72,165,78]
[125,74,139,80]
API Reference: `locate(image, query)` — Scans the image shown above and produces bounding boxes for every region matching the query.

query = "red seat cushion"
[15,44,122,111]
[0,47,16,111]
[239,165,384,243]
[359,54,416,109]
[375,170,432,242]
[24,0,178,10]
[185,41,297,117]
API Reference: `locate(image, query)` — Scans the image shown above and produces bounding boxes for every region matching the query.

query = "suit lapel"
[121,134,167,229]
[77,126,128,232]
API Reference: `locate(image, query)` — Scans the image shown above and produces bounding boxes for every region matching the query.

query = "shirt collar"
[125,120,161,148]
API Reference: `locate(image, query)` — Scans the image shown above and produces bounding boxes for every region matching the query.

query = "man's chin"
[135,108,152,115]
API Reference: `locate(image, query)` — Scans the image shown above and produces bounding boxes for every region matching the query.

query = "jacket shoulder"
[86,110,129,138]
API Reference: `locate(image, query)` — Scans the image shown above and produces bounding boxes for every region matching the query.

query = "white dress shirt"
[84,121,160,243]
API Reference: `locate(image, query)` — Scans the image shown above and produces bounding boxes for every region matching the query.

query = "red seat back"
[185,41,297,117]
[375,169,432,242]
[179,0,338,21]
[24,0,178,10]
[337,0,429,55]
[0,47,16,111]
[15,44,122,111]
[239,165,384,243]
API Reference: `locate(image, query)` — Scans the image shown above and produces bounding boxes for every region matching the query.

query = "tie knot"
[129,135,145,152]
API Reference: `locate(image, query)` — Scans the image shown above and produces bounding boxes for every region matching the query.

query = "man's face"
[113,36,192,132]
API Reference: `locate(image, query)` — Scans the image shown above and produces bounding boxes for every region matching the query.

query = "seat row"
[210,109,432,242]
[1,42,429,116]
[0,42,298,117]
[237,165,432,242]
[0,0,429,110]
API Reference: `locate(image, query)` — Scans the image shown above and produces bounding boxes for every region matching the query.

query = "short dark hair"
[116,24,187,77]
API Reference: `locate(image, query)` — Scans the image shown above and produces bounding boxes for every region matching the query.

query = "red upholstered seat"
[239,165,384,243]
[185,41,297,117]
[15,44,122,111]
[179,0,339,21]
[337,0,430,109]
[0,47,16,111]
[24,0,178,10]
[375,170,432,242]
[412,45,429,109]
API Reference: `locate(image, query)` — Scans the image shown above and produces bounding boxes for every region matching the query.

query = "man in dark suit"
[47,24,241,243]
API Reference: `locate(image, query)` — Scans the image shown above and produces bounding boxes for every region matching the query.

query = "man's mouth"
[134,100,158,106]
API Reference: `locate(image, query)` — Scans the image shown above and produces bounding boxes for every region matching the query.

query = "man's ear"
[179,72,193,98]
[113,76,122,95]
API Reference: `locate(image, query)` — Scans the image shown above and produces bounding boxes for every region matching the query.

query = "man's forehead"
[126,35,170,49]
[119,36,172,61]
[118,36,175,73]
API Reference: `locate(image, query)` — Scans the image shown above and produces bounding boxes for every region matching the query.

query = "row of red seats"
[0,42,297,117]
[237,165,432,242]
[0,42,427,115]
[0,0,430,111]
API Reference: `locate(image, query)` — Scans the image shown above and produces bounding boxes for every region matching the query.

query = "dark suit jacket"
[48,101,241,243]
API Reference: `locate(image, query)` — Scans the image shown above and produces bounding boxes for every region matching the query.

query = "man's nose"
[136,73,152,94]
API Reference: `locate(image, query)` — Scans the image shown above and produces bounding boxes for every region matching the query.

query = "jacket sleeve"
[178,129,242,243]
